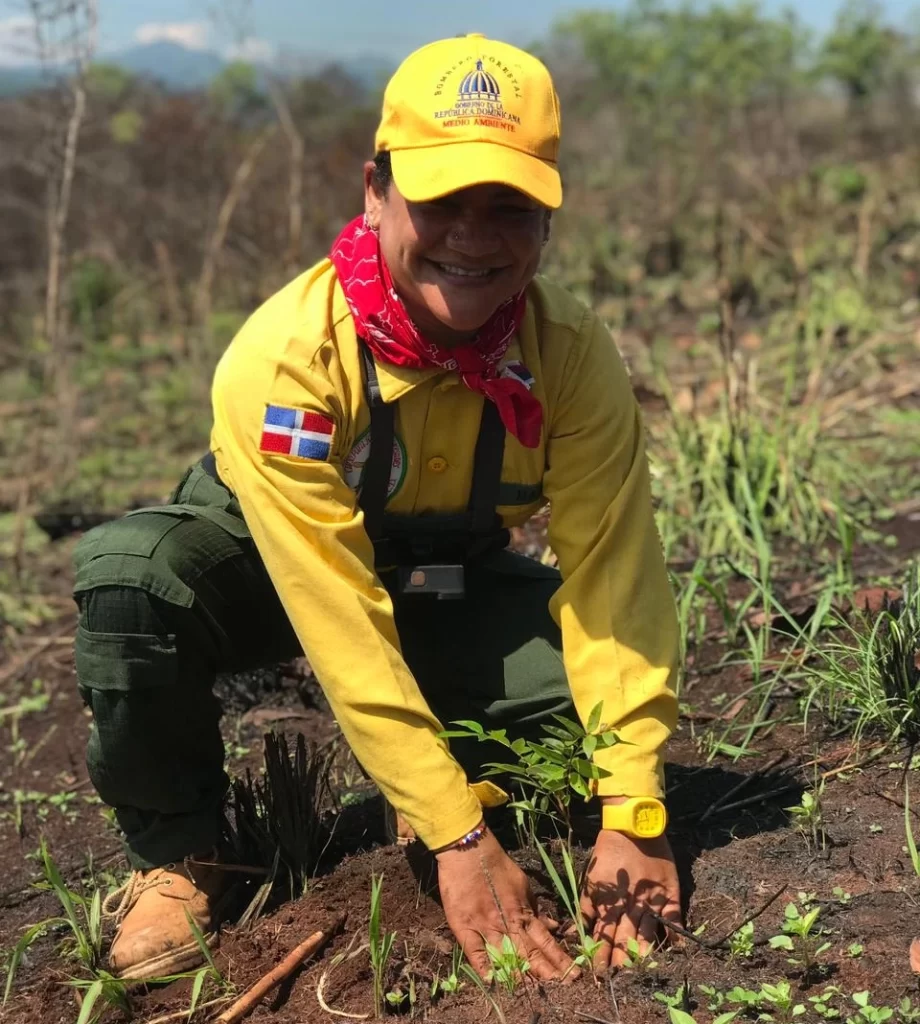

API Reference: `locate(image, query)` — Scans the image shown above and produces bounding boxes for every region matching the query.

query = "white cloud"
[135,21,210,51]
[0,15,35,67]
[224,37,274,64]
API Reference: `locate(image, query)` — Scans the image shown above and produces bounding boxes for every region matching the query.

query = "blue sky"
[1,0,918,65]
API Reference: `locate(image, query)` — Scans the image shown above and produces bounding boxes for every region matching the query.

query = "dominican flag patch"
[260,405,335,461]
[500,361,536,392]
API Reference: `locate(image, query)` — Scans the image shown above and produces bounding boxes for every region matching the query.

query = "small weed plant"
[368,874,396,1018]
[785,781,826,852]
[3,838,123,1013]
[848,991,895,1024]
[769,899,832,975]
[798,562,920,744]
[622,936,659,971]
[430,945,466,1002]
[727,920,755,959]
[484,934,530,995]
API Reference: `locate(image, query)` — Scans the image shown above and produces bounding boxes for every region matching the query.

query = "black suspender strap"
[357,340,507,554]
[358,344,394,543]
[467,398,506,535]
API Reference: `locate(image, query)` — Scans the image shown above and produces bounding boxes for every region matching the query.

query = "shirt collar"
[374,358,445,402]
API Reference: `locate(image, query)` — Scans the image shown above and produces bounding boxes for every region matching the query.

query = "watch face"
[633,800,666,837]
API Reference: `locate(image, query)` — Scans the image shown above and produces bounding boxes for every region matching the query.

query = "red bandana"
[329,216,542,449]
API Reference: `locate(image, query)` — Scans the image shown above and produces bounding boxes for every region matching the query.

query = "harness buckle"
[397,564,465,600]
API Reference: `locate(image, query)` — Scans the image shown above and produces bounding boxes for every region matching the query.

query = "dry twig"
[216,913,345,1023]
[646,884,787,950]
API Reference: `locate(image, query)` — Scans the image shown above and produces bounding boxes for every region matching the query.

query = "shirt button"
[427,456,448,473]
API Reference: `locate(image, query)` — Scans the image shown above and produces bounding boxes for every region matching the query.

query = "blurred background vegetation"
[1,0,918,581]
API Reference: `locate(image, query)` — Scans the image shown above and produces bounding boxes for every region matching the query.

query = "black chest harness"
[357,344,509,599]
[201,344,511,600]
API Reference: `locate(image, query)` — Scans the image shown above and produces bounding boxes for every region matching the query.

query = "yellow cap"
[375,33,562,209]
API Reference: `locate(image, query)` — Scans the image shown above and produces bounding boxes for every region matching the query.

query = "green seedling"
[769,901,832,975]
[833,886,852,904]
[668,1011,737,1024]
[848,992,894,1024]
[368,874,396,1018]
[724,986,762,1009]
[534,837,603,976]
[728,920,755,958]
[431,944,465,1001]
[442,702,620,840]
[759,980,807,1021]
[903,779,920,879]
[655,981,692,1010]
[898,997,920,1022]
[484,934,530,995]
[848,943,864,958]
[785,784,826,851]
[460,964,507,1023]
[809,987,844,1019]
[622,936,658,971]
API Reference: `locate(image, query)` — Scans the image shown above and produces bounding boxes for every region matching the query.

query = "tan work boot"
[103,850,235,981]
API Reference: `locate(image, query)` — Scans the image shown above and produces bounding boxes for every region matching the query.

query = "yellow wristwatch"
[601,797,668,838]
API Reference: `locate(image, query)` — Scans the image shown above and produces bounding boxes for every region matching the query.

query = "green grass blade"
[905,780,920,877]
[75,978,104,1024]
[189,967,208,1017]
[183,909,219,977]
[4,921,55,1005]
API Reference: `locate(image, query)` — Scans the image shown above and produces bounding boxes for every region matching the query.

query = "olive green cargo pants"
[72,462,573,868]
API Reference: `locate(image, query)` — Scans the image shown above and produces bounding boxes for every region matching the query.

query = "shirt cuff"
[404,784,484,851]
[593,744,666,799]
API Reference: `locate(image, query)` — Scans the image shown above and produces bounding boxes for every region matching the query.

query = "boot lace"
[102,863,178,925]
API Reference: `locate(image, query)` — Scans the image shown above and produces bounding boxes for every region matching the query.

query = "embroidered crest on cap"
[434,59,521,133]
[260,405,335,461]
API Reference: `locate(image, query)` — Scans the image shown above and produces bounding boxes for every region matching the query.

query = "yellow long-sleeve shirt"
[210,259,679,851]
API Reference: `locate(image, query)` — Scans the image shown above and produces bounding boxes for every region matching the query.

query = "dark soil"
[2,515,920,1024]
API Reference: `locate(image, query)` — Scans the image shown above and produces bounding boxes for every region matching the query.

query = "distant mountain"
[0,41,394,97]
[116,41,225,90]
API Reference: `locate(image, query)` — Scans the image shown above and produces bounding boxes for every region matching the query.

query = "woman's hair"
[371,151,393,195]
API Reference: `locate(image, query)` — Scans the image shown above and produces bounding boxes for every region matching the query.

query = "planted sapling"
[442,701,620,840]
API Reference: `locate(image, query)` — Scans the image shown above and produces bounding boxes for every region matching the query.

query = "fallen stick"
[699,752,789,823]
[217,913,346,1024]
[646,883,787,951]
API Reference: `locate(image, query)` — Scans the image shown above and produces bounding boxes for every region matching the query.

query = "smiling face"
[364,161,549,346]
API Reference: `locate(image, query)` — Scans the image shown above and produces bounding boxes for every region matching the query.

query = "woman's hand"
[436,827,579,984]
[578,829,682,969]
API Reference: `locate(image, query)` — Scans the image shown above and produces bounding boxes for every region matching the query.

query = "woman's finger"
[637,910,660,953]
[457,927,503,982]
[521,916,579,983]
[610,907,643,968]
[657,896,684,946]
[591,907,621,971]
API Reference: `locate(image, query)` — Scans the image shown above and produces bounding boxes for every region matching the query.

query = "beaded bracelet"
[440,823,488,853]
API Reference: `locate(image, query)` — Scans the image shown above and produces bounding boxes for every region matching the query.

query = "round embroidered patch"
[344,428,407,499]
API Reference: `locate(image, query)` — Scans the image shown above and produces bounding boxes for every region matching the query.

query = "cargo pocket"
[74,626,179,692]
